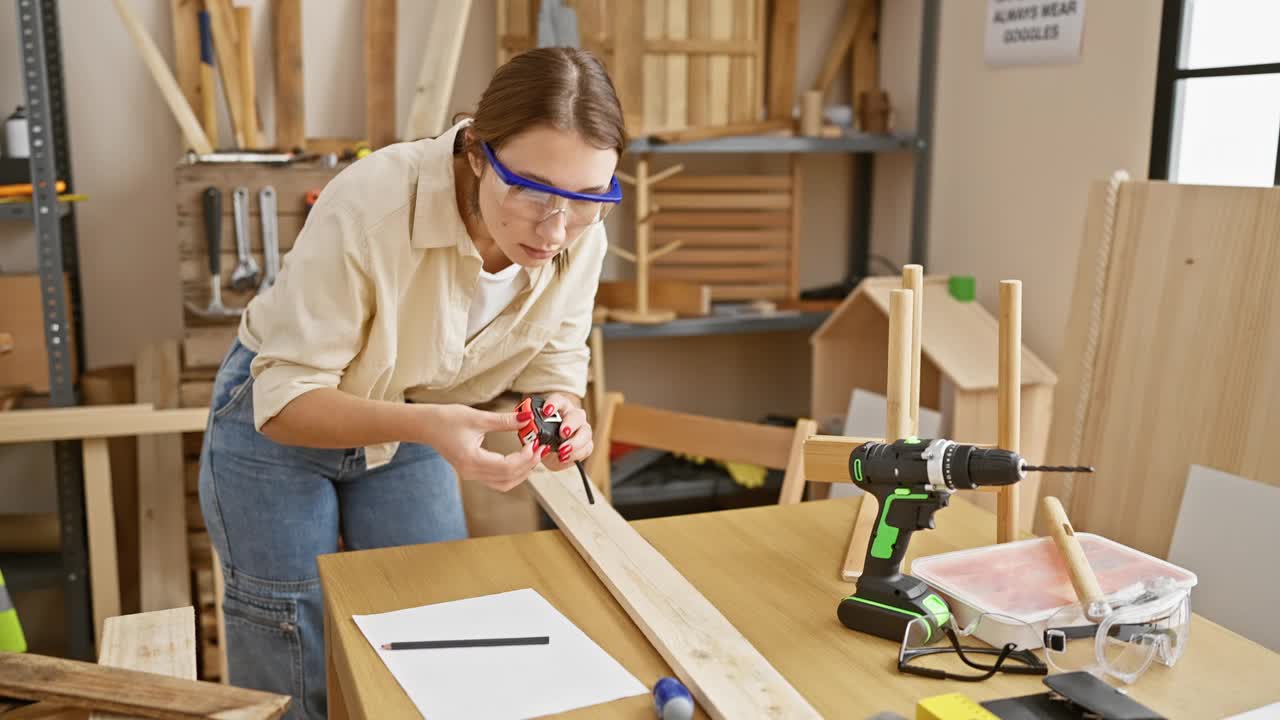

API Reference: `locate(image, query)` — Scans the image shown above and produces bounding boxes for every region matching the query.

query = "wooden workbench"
[319,496,1280,718]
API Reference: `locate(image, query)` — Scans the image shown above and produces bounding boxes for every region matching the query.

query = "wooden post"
[903,265,924,435]
[272,0,305,152]
[998,280,1021,542]
[82,437,121,650]
[841,288,913,580]
[235,6,259,149]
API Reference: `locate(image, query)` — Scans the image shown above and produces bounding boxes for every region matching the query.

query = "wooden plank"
[136,342,194,614]
[363,0,396,149]
[204,0,246,148]
[0,408,208,444]
[707,283,789,301]
[173,164,339,218]
[707,0,732,126]
[182,326,236,369]
[272,0,305,152]
[611,403,795,470]
[0,512,60,552]
[665,0,689,132]
[82,437,121,650]
[686,0,710,128]
[788,155,802,300]
[1039,182,1280,557]
[233,7,259,149]
[647,118,790,144]
[652,210,791,228]
[851,0,879,128]
[778,418,818,505]
[93,607,197,720]
[654,229,788,246]
[654,174,790,191]
[652,248,788,265]
[728,0,751,123]
[813,0,865,96]
[403,0,473,140]
[177,213,305,256]
[643,0,667,133]
[652,192,790,210]
[110,0,212,156]
[180,381,213,410]
[595,280,711,316]
[646,38,758,55]
[649,266,788,283]
[614,0,647,136]
[169,0,202,136]
[765,0,798,121]
[0,653,287,720]
[526,466,822,719]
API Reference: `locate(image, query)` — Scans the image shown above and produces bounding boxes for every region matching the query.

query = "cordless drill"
[837,437,1092,641]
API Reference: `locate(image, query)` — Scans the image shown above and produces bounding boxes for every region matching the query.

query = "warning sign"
[985,0,1086,66]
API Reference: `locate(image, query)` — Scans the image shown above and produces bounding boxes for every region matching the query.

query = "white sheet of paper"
[828,389,943,499]
[352,588,647,719]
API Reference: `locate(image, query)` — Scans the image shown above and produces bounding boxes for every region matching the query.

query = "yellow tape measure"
[916,692,1000,720]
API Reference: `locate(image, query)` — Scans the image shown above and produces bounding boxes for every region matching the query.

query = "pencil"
[380,636,550,650]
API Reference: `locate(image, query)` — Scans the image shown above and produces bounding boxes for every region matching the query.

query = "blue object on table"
[653,676,695,720]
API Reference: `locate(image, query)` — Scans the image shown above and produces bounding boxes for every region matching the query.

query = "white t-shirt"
[466,262,526,341]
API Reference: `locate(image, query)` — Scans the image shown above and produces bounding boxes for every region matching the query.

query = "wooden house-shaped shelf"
[810,275,1058,527]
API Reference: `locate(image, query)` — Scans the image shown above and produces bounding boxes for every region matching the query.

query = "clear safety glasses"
[899,611,1049,682]
[482,142,622,229]
[1042,578,1190,685]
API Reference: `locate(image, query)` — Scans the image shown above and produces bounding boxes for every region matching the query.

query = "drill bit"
[1025,465,1095,473]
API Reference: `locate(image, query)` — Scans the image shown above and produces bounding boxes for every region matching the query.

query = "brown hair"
[455,47,628,270]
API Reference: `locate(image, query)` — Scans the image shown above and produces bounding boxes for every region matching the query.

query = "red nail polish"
[561,426,572,438]
[541,446,551,458]
[543,403,555,417]
[517,411,533,422]
[532,439,540,453]
[559,445,572,459]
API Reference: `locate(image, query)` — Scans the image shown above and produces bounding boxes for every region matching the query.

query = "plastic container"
[910,533,1198,650]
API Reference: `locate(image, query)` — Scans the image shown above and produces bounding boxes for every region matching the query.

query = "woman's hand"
[538,393,594,471]
[423,404,550,492]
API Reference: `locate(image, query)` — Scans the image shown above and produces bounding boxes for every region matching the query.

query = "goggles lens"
[1043,579,1191,684]
[500,184,616,226]
[481,141,621,229]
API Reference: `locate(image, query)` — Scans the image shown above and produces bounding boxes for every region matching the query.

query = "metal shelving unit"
[2,0,93,660]
[622,0,939,301]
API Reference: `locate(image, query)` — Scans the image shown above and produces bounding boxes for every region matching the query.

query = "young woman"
[198,47,625,718]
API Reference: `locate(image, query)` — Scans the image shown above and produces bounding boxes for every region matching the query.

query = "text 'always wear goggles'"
[482,142,622,228]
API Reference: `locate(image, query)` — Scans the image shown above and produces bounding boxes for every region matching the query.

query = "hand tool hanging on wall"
[258,185,279,291]
[837,437,1092,641]
[185,187,241,319]
[229,186,259,290]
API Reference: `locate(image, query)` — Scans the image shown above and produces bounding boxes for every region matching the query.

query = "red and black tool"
[515,396,595,504]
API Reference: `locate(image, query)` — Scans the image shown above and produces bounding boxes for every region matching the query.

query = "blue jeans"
[198,339,467,719]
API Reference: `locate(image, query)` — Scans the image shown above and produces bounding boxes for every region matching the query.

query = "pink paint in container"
[909,534,1198,650]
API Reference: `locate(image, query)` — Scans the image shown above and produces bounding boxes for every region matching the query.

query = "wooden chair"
[584,393,818,505]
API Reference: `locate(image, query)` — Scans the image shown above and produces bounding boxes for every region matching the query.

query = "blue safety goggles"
[481,141,622,227]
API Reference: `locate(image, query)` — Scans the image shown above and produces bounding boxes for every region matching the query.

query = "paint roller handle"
[1042,495,1107,608]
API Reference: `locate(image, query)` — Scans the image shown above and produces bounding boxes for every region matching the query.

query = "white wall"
[908,0,1164,368]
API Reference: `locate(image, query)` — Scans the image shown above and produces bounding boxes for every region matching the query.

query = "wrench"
[229,186,260,291]
[258,185,279,291]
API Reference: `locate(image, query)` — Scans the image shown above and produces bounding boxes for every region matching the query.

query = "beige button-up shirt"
[237,120,606,468]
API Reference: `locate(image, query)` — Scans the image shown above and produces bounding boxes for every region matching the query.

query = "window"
[1149,0,1280,187]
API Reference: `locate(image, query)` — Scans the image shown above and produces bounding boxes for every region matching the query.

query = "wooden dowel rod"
[1041,496,1106,607]
[842,288,914,581]
[998,280,1022,543]
[903,264,924,436]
